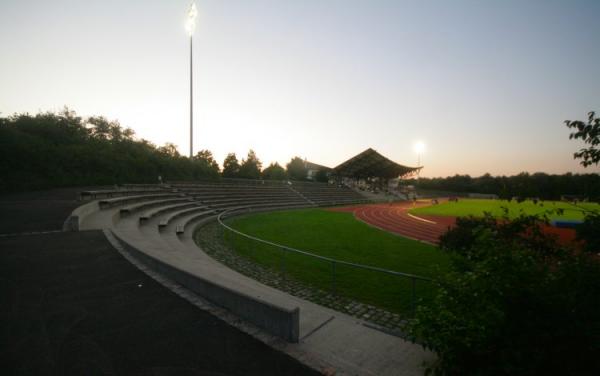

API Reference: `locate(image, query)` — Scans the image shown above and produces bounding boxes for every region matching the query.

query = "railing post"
[331,261,336,295]
[248,235,253,257]
[411,277,416,316]
[280,247,285,279]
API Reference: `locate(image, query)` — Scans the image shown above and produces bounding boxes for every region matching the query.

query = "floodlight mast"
[186,3,197,158]
[414,142,425,178]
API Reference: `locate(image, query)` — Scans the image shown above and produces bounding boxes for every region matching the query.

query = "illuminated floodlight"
[186,2,197,36]
[414,141,426,155]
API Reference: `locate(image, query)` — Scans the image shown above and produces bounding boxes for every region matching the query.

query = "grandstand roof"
[304,160,332,171]
[333,148,420,179]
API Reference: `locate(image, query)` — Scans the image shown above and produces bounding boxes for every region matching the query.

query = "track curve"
[330,201,578,246]
[329,201,455,245]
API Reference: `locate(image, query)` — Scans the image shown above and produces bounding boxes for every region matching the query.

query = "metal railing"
[216,207,434,316]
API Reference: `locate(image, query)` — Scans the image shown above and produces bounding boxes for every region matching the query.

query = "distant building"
[332,148,420,194]
[303,160,332,181]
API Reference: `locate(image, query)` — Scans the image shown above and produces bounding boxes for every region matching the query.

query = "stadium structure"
[60,148,431,375]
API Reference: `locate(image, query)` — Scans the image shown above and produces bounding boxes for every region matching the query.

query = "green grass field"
[410,199,600,220]
[225,208,449,314]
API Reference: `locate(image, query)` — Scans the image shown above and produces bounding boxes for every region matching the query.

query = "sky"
[1,0,599,177]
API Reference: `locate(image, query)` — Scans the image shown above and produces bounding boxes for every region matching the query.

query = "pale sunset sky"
[1,0,599,177]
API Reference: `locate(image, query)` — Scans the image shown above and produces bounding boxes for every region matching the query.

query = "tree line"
[407,172,600,201]
[0,109,323,193]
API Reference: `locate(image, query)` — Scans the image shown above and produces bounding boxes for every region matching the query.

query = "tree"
[157,143,180,157]
[238,149,262,179]
[262,162,287,180]
[193,149,220,176]
[565,111,600,253]
[0,109,222,192]
[194,150,219,170]
[87,116,112,140]
[286,157,307,180]
[565,111,600,167]
[222,153,240,178]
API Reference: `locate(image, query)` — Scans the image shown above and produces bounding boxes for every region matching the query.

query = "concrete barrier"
[62,201,100,231]
[110,230,300,343]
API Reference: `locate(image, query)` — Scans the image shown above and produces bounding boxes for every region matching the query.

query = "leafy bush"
[407,213,600,375]
[576,211,600,254]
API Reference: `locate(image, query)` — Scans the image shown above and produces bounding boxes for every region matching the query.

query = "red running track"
[329,201,455,245]
[329,202,578,246]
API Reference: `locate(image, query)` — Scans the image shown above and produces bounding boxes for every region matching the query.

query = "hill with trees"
[0,109,220,192]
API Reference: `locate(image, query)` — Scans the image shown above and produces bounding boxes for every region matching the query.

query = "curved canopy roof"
[333,148,420,179]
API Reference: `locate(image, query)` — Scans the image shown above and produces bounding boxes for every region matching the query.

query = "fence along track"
[216,208,433,315]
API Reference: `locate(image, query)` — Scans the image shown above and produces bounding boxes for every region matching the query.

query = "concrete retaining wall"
[62,201,100,231]
[111,230,300,343]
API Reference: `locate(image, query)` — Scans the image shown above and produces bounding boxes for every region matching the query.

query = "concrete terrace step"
[175,212,218,235]
[139,202,202,223]
[120,197,193,216]
[198,195,303,205]
[207,198,309,209]
[81,188,167,200]
[99,193,182,209]
[158,207,213,229]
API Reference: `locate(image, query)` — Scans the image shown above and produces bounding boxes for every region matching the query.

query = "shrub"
[407,214,600,375]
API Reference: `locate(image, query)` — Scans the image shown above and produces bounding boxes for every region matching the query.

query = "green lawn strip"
[225,208,449,314]
[410,199,600,221]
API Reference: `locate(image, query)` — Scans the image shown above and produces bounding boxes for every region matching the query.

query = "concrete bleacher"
[66,179,432,375]
[292,181,368,205]
[70,179,371,338]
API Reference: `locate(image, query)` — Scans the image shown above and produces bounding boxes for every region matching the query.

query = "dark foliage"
[262,162,287,180]
[238,149,262,180]
[286,157,307,181]
[315,169,329,183]
[407,172,600,201]
[408,213,600,375]
[0,109,219,192]
[576,211,600,254]
[565,111,600,167]
[222,153,241,178]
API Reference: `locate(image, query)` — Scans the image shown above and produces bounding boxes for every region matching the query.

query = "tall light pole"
[186,2,197,158]
[414,141,425,178]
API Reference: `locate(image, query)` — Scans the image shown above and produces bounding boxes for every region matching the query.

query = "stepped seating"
[177,187,292,196]
[72,179,375,344]
[120,197,193,216]
[139,202,202,222]
[206,198,308,209]
[158,207,214,229]
[99,193,183,209]
[198,195,302,205]
[175,210,219,235]
[81,187,166,200]
[292,183,366,206]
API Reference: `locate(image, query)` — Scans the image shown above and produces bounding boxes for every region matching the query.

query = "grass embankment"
[410,199,600,221]
[226,208,449,314]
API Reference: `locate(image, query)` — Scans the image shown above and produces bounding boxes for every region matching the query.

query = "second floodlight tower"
[186,2,197,158]
[414,141,425,178]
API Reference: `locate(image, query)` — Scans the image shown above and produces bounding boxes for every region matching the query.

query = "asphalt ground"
[0,188,319,375]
